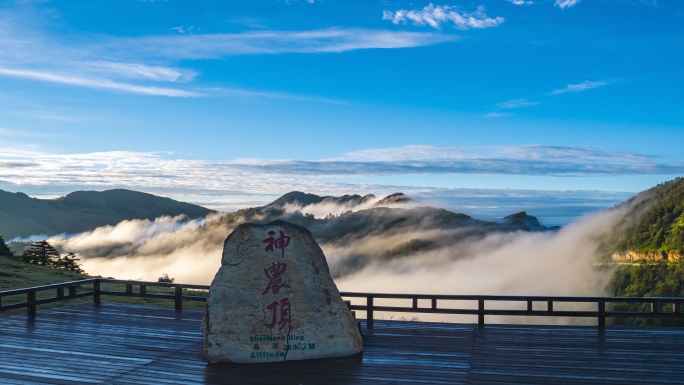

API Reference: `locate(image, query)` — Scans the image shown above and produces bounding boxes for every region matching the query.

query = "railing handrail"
[1,279,683,330]
[338,292,684,303]
[97,278,210,290]
[0,278,99,296]
[4,280,681,302]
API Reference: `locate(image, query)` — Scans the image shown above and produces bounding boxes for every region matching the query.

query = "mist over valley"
[2,188,648,308]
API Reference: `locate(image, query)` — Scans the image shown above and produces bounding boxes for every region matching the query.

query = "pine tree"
[158,273,174,283]
[0,235,14,258]
[60,253,85,274]
[21,240,61,267]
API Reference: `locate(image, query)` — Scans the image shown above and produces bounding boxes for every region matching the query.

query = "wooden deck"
[2,302,684,385]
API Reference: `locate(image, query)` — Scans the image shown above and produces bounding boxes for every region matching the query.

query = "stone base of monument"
[202,220,363,363]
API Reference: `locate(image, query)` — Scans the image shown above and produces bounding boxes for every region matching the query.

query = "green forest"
[609,263,684,326]
[613,177,684,254]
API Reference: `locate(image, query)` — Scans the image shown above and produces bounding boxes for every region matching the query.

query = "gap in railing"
[437,299,478,311]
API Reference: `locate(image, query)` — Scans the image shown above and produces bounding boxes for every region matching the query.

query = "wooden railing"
[2,279,683,330]
[0,278,98,316]
[339,292,684,330]
[0,278,208,316]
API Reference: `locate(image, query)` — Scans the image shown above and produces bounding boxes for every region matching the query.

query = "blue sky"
[0,0,682,224]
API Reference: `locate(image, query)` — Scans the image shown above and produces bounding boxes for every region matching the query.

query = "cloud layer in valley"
[44,193,634,324]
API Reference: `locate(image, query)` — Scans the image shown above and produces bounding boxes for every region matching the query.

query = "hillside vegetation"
[0,236,208,316]
[0,189,214,239]
[609,264,684,326]
[612,177,684,254]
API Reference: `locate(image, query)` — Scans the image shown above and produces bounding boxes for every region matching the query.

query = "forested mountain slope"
[609,178,684,260]
[0,189,213,239]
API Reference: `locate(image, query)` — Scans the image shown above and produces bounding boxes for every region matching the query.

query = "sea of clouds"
[39,195,634,325]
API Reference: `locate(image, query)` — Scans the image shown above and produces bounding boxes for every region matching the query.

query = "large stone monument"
[202,220,363,363]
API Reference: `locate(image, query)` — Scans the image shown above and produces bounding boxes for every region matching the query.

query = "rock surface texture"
[202,220,363,363]
[612,251,683,262]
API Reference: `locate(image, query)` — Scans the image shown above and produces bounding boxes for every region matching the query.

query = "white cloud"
[0,68,200,97]
[484,112,512,118]
[0,146,680,202]
[206,87,347,104]
[171,26,194,34]
[114,29,458,59]
[87,61,196,82]
[507,0,534,5]
[382,4,504,30]
[0,14,456,98]
[549,80,607,95]
[496,99,540,108]
[555,0,581,8]
[0,127,47,138]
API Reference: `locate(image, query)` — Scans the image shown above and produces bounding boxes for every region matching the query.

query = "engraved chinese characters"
[202,220,363,363]
[261,231,293,331]
[262,230,290,259]
[261,262,290,295]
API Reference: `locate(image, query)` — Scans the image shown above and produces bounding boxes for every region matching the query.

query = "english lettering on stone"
[202,220,363,363]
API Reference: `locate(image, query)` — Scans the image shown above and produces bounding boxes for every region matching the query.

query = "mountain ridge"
[0,189,214,239]
[605,177,684,261]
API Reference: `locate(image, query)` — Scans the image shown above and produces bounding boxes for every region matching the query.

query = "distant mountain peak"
[503,211,547,231]
[268,191,376,208]
[504,211,529,220]
[374,193,412,206]
[0,188,213,239]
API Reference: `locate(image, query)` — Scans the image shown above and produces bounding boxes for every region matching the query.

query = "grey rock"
[202,220,363,363]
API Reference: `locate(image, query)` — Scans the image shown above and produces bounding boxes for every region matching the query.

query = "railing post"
[431,298,437,310]
[140,285,146,297]
[527,300,533,313]
[547,301,553,312]
[27,289,36,317]
[126,284,132,295]
[57,287,64,299]
[68,286,76,297]
[93,280,100,303]
[412,297,418,309]
[175,286,183,311]
[651,302,659,314]
[367,296,374,329]
[674,302,681,314]
[478,299,485,328]
[598,300,606,330]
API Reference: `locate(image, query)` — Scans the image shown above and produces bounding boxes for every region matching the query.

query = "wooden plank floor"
[1,303,684,385]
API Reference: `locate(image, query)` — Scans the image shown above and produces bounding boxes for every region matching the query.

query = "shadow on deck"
[1,302,684,385]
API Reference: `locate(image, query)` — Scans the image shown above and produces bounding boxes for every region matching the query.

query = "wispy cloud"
[86,61,196,82]
[507,0,534,5]
[206,87,347,104]
[0,68,200,97]
[0,146,681,200]
[171,26,194,34]
[549,80,607,95]
[113,29,458,58]
[0,12,456,98]
[0,127,48,138]
[555,0,581,9]
[382,4,504,30]
[484,112,512,118]
[496,99,540,108]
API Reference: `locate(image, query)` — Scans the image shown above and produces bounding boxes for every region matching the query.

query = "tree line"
[0,235,84,273]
